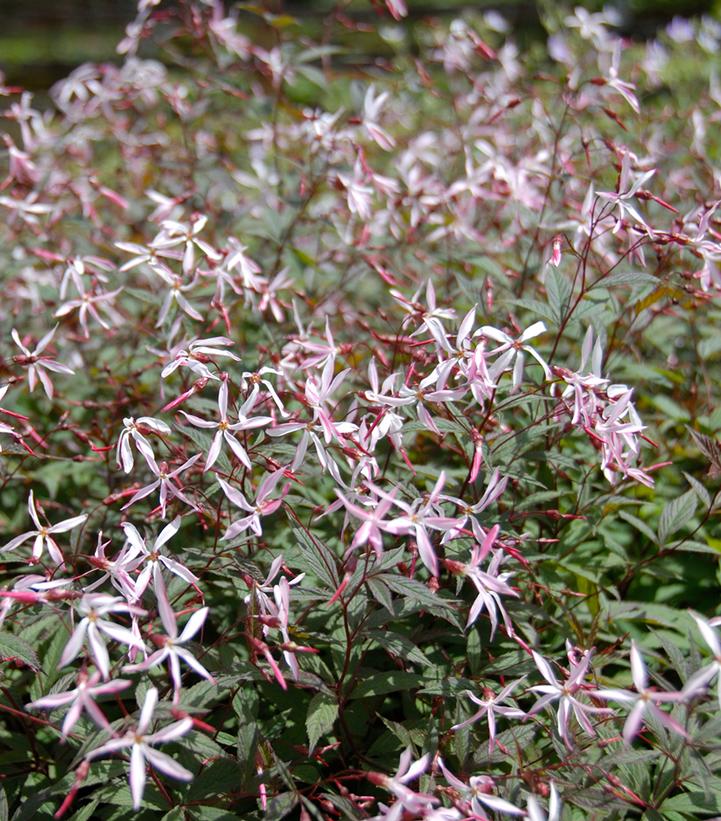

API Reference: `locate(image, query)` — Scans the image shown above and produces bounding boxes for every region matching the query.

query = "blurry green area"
[0,0,717,93]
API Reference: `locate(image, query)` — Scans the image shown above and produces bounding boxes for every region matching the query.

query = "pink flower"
[481,321,551,391]
[451,679,526,752]
[367,749,437,818]
[684,613,721,707]
[303,357,350,444]
[335,485,399,558]
[594,641,689,744]
[84,531,142,600]
[217,468,288,540]
[597,153,655,236]
[121,517,199,601]
[11,325,74,399]
[529,646,613,748]
[27,670,131,738]
[54,285,123,338]
[160,336,240,381]
[376,473,448,576]
[121,453,201,518]
[116,416,170,474]
[151,215,221,275]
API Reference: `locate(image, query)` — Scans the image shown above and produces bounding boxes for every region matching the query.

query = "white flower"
[59,594,146,680]
[480,321,551,391]
[11,325,74,399]
[180,380,273,471]
[0,491,87,566]
[86,687,193,809]
[124,603,213,699]
[116,416,170,474]
[27,670,131,738]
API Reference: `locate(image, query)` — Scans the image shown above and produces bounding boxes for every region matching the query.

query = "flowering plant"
[0,2,721,818]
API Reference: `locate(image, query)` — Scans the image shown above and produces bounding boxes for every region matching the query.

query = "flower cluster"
[0,1,719,818]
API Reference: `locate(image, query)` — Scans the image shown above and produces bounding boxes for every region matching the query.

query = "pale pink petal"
[138,687,158,735]
[130,743,147,810]
[177,607,208,643]
[48,514,87,534]
[59,621,89,669]
[145,717,193,745]
[143,745,193,781]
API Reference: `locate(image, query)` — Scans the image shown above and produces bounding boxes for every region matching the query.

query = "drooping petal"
[143,745,193,781]
[59,621,89,669]
[130,743,147,810]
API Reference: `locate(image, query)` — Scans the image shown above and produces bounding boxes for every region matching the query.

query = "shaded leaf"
[306,692,338,752]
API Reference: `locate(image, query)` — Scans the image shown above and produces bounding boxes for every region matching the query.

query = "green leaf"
[546,268,572,325]
[366,630,431,667]
[69,800,100,821]
[292,526,339,591]
[377,574,457,614]
[187,758,241,799]
[658,490,697,543]
[305,692,338,752]
[265,792,298,821]
[348,671,424,700]
[366,578,394,613]
[160,810,185,821]
[595,270,658,289]
[661,790,721,814]
[180,426,232,474]
[683,472,711,509]
[0,631,40,671]
[618,509,658,544]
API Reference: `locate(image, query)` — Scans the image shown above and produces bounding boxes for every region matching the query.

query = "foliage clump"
[0,2,721,819]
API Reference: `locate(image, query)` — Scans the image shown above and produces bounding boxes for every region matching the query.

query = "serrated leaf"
[618,509,657,544]
[306,692,338,753]
[658,490,697,543]
[366,629,430,667]
[366,578,394,613]
[662,790,721,814]
[377,573,456,613]
[0,631,40,671]
[187,758,241,799]
[683,472,711,508]
[546,268,572,325]
[320,793,361,820]
[687,427,721,478]
[265,792,299,821]
[292,526,338,591]
[348,671,424,700]
[596,270,658,289]
[180,426,232,474]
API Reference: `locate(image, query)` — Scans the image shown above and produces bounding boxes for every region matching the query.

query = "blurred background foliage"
[0,0,719,94]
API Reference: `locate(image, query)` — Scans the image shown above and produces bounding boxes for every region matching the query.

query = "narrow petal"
[87,623,110,679]
[138,687,158,735]
[143,746,193,781]
[59,621,89,669]
[177,607,208,643]
[130,744,147,810]
[48,514,87,534]
[146,717,193,745]
[155,517,181,551]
